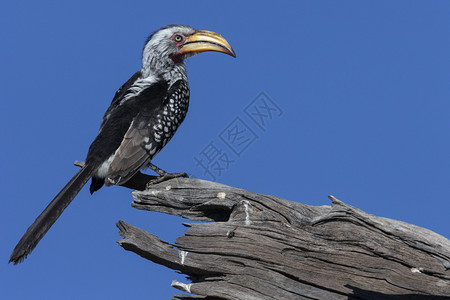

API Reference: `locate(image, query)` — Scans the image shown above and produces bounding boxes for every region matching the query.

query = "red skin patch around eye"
[169,33,186,63]
[170,34,185,46]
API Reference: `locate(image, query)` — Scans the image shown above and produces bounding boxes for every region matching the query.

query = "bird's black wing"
[106,80,185,185]
[86,79,168,167]
[97,70,142,131]
[104,114,153,185]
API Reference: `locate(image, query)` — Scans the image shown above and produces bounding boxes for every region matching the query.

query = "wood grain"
[116,177,450,299]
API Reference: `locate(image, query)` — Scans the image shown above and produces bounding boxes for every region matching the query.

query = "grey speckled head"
[142,25,196,76]
[141,24,235,77]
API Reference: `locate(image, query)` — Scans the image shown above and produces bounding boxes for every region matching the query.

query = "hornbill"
[9,24,235,264]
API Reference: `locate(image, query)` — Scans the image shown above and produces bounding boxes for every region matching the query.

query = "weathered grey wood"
[116,178,450,299]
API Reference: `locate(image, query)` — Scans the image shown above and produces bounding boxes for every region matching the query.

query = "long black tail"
[9,164,95,264]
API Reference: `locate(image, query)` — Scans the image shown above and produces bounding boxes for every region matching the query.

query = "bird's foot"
[146,171,189,187]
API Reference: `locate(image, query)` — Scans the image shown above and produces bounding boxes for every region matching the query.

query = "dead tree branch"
[116,178,449,299]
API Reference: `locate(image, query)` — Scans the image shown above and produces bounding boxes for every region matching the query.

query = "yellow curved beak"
[180,30,236,58]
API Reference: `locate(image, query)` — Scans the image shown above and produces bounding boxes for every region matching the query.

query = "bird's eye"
[174,34,183,42]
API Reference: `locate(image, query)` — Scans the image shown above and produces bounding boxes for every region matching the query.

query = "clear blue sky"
[1,1,449,299]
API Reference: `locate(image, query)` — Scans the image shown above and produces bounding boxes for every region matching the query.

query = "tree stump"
[116,177,450,299]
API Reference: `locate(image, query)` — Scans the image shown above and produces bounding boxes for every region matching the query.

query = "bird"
[9,24,236,264]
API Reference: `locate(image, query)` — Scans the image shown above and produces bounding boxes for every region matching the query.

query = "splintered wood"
[116,178,450,299]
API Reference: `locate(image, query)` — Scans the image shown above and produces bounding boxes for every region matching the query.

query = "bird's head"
[142,25,235,75]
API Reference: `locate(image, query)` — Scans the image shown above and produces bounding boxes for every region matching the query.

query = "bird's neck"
[162,64,188,85]
[141,57,187,85]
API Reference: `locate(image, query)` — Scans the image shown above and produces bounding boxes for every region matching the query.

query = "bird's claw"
[146,172,189,187]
